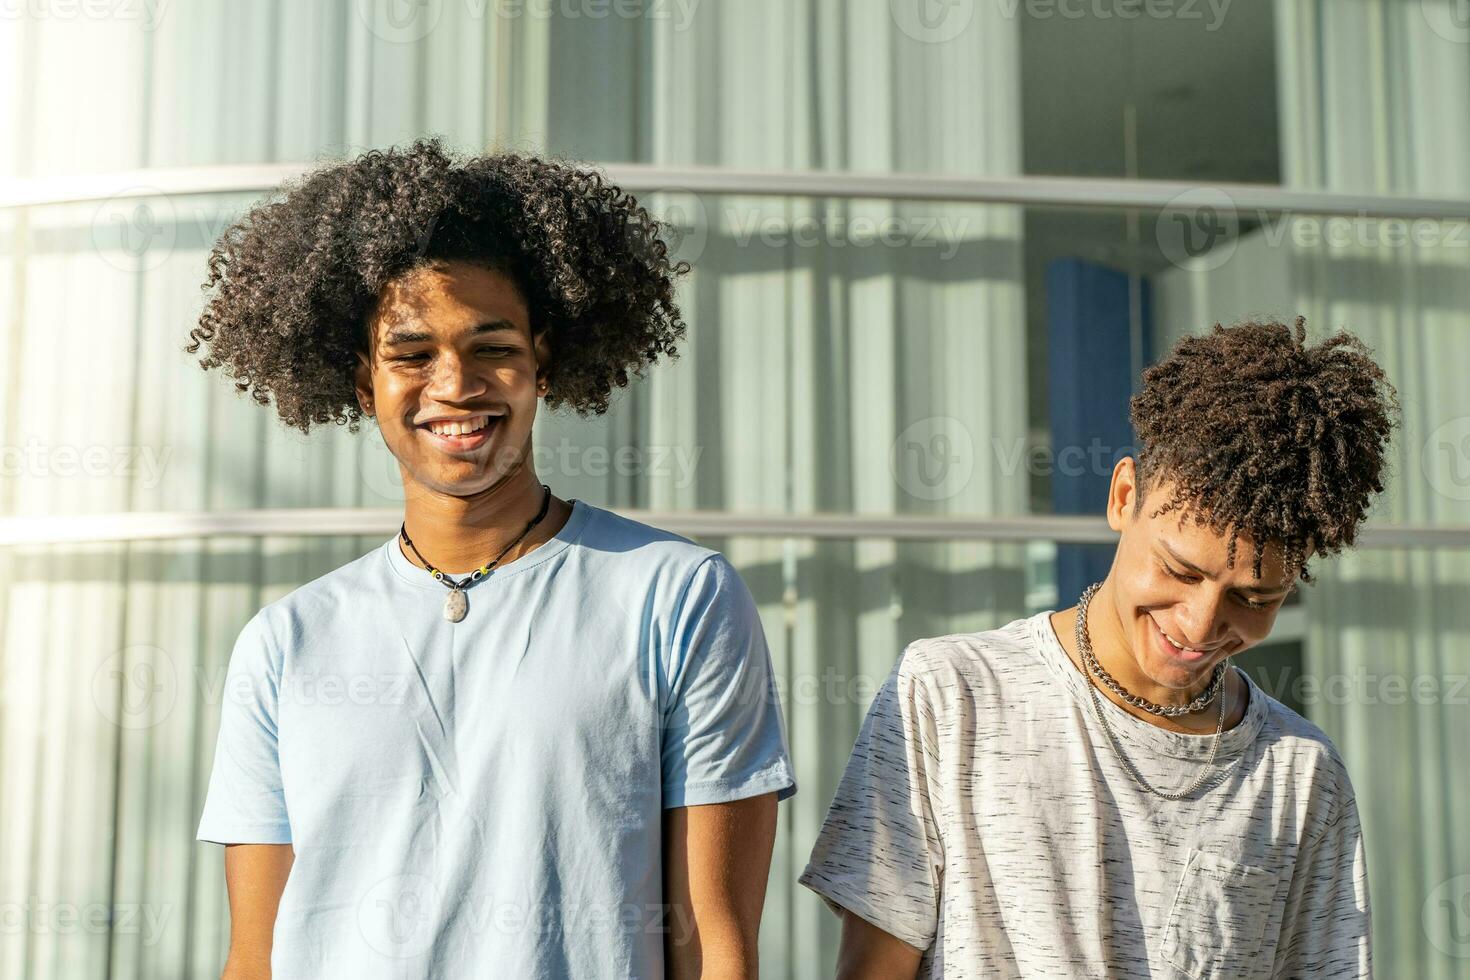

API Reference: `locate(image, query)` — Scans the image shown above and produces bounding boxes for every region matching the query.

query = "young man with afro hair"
[189,138,795,979]
[801,318,1397,979]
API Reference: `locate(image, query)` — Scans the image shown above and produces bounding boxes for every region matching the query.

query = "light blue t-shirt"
[196,499,797,978]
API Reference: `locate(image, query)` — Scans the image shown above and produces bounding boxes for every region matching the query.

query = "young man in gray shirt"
[801,318,1398,978]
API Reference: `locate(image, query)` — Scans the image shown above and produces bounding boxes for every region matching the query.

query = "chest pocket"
[1160,848,1285,979]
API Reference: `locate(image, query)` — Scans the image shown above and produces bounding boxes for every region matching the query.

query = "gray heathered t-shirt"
[799,611,1371,978]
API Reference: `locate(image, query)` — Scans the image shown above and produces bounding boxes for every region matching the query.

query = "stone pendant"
[443,587,468,623]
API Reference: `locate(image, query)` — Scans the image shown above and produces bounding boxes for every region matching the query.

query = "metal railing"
[0,507,1464,549]
[6,162,1470,220]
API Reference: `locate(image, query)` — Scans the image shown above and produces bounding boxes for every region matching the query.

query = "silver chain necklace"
[399,484,552,623]
[1075,581,1233,801]
[1078,581,1227,717]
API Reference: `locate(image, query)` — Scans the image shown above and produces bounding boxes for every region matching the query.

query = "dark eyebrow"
[1160,540,1290,596]
[380,320,520,348]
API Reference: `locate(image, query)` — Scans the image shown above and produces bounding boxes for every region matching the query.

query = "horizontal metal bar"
[3,162,1468,222]
[0,163,303,209]
[0,508,1466,550]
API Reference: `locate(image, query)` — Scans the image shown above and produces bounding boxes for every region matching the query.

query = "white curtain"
[1278,4,1470,976]
[532,6,1029,973]
[1153,3,1470,975]
[0,3,1027,978]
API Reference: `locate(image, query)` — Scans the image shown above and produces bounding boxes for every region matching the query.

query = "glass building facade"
[2,1,1469,976]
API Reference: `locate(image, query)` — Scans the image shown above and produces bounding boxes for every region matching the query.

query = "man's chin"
[406,460,519,498]
[1148,655,1230,695]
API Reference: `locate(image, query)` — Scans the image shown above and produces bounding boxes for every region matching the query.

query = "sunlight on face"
[353,261,549,498]
[1103,458,1301,694]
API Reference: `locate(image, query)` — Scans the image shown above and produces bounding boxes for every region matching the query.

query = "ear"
[1106,456,1140,533]
[533,329,552,396]
[354,349,374,416]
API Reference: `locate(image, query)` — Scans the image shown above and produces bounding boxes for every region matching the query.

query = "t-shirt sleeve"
[798,647,944,952]
[1272,784,1372,978]
[660,553,797,809]
[196,608,293,845]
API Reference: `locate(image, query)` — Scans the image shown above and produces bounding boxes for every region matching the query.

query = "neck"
[399,464,569,576]
[1090,578,1201,708]
[1053,578,1245,734]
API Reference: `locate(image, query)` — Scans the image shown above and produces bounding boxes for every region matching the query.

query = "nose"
[422,347,488,402]
[1176,589,1228,649]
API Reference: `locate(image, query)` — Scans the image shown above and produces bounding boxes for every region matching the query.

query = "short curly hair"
[1130,317,1399,583]
[184,137,690,433]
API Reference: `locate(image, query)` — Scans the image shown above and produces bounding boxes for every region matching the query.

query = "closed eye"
[1160,561,1196,584]
[392,345,517,362]
[1161,560,1273,610]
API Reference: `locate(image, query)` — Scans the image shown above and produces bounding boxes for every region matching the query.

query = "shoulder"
[892,615,1045,707]
[247,545,384,646]
[1256,686,1352,782]
[575,501,723,571]
[573,503,750,612]
[1250,680,1358,826]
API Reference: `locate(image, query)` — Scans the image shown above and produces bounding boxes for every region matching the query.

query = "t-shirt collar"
[384,497,592,591]
[1028,609,1269,761]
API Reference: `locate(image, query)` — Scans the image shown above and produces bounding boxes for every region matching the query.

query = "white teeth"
[427,416,490,436]
[1157,620,1201,652]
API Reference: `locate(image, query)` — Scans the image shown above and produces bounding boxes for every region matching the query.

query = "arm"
[663,793,778,980]
[835,909,924,980]
[221,843,294,980]
[195,610,295,978]
[657,554,795,974]
[798,651,946,968]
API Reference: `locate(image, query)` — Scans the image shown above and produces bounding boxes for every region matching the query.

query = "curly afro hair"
[184,137,690,433]
[1130,317,1400,583]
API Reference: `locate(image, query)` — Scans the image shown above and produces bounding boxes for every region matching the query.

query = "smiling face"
[353,260,550,498]
[1101,457,1301,696]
